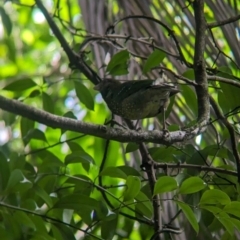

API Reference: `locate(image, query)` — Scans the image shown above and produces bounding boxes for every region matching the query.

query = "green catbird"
[94,79,179,130]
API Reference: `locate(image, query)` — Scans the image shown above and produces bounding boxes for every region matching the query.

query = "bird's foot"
[104,119,128,129]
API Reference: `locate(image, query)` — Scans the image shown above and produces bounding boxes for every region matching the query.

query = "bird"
[94,79,179,130]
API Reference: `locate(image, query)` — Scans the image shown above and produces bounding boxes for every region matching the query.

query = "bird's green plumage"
[94,79,179,120]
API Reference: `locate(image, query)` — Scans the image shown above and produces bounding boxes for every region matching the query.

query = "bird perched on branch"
[94,79,179,130]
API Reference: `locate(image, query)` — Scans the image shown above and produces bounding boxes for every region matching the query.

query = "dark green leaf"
[182,69,195,80]
[42,92,54,113]
[143,49,166,74]
[23,128,47,145]
[125,142,139,153]
[3,78,36,91]
[4,169,32,194]
[34,185,53,208]
[180,85,197,115]
[0,7,12,36]
[106,50,130,74]
[101,215,118,240]
[54,194,100,212]
[179,177,206,194]
[20,117,34,139]
[74,81,94,110]
[154,176,178,195]
[29,89,41,98]
[0,152,10,191]
[13,211,35,230]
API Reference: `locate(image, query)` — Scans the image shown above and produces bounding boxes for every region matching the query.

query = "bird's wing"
[114,80,154,102]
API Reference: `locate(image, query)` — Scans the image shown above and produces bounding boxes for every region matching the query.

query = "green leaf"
[74,81,94,110]
[106,50,130,75]
[54,194,100,212]
[216,211,234,236]
[0,7,12,36]
[20,117,34,139]
[224,201,240,218]
[3,78,36,91]
[29,89,41,98]
[108,64,129,76]
[117,166,141,176]
[200,205,223,214]
[124,176,141,201]
[100,166,127,179]
[34,185,53,208]
[101,215,118,240]
[125,142,139,153]
[199,189,231,205]
[4,169,32,194]
[143,49,166,74]
[180,85,197,115]
[42,92,54,113]
[0,152,10,191]
[177,201,199,233]
[135,191,153,218]
[179,177,206,194]
[65,151,95,165]
[153,176,178,195]
[23,128,47,145]
[182,69,195,80]
[13,211,35,230]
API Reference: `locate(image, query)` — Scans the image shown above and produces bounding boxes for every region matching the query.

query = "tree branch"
[193,0,210,124]
[0,94,205,144]
[207,14,240,29]
[153,162,237,177]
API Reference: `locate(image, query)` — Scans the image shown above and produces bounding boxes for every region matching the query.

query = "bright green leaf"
[153,176,178,195]
[179,177,206,194]
[100,166,127,179]
[135,191,153,218]
[124,176,141,201]
[143,49,166,74]
[199,189,231,205]
[177,201,199,233]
